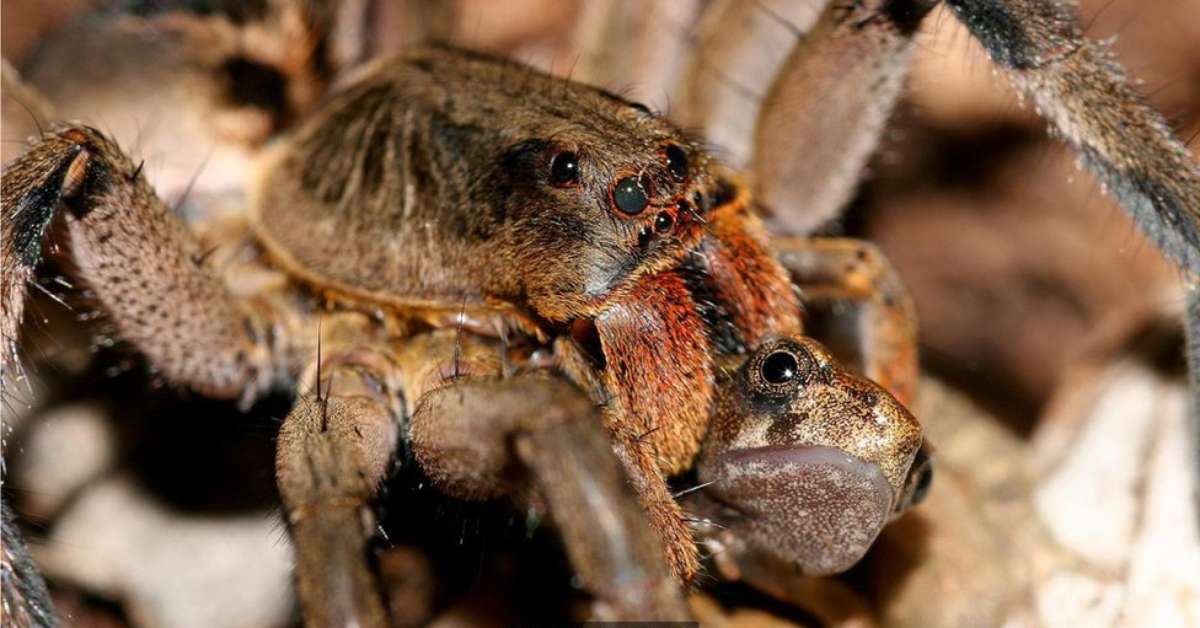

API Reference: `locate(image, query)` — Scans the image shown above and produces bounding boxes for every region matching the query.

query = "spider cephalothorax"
[255,46,721,323]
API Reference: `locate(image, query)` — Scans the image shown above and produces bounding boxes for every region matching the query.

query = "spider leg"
[1,500,57,628]
[774,237,919,406]
[415,378,690,619]
[280,328,688,622]
[749,0,937,236]
[944,0,1200,273]
[673,0,827,169]
[1,125,289,403]
[944,0,1200,523]
[276,345,403,628]
[569,0,701,108]
[1189,288,1200,525]
[674,0,935,235]
[406,332,690,620]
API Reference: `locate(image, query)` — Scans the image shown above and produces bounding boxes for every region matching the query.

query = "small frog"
[691,335,930,576]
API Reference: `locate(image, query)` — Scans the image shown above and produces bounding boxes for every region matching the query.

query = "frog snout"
[704,444,893,575]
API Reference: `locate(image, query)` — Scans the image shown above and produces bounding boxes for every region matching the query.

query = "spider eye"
[613,176,648,215]
[550,151,580,187]
[761,350,799,384]
[665,144,688,182]
[654,211,674,233]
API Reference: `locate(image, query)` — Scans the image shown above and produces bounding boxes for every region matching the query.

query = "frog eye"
[613,176,649,215]
[665,144,688,182]
[761,350,799,384]
[746,340,819,397]
[549,151,580,187]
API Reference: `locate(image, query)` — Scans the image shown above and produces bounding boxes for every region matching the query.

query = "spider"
[3,0,1198,624]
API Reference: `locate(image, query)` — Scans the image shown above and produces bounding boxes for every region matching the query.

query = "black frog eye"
[550,151,580,187]
[761,350,800,384]
[665,144,688,182]
[613,176,648,215]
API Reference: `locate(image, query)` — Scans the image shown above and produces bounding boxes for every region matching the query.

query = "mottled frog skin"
[696,336,928,575]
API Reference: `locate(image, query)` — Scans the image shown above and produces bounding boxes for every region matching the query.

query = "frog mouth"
[704,445,894,575]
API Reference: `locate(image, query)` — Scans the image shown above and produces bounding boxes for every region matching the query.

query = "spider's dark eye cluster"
[550,151,580,187]
[613,176,648,215]
[665,144,688,182]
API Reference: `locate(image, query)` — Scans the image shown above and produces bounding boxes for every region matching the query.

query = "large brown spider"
[2,0,1198,625]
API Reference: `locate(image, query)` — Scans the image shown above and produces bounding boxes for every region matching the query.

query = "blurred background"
[3,1,1198,626]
